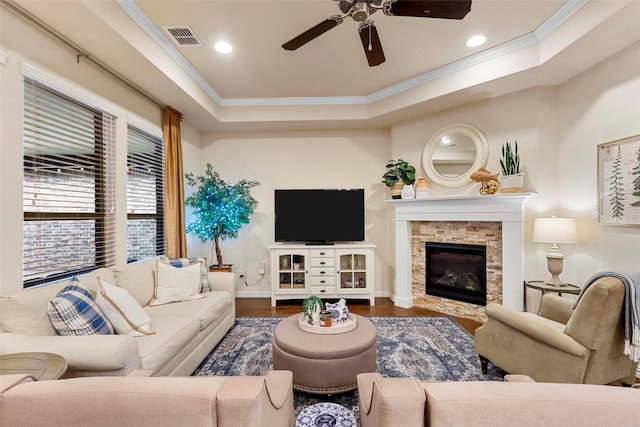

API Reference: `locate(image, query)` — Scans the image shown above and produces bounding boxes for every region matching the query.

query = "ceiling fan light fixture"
[466,34,486,48]
[352,2,370,21]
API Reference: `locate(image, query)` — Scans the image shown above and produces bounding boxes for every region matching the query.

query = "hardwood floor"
[235,297,482,334]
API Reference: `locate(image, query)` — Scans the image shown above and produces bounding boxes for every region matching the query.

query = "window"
[126,125,165,262]
[23,78,116,287]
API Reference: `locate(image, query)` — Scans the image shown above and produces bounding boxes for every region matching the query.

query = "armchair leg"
[479,355,489,374]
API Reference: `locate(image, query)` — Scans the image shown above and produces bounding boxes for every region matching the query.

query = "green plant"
[184,163,259,267]
[302,295,323,325]
[382,159,416,187]
[500,141,521,175]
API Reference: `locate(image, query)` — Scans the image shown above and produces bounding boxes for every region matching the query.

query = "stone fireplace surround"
[387,194,533,320]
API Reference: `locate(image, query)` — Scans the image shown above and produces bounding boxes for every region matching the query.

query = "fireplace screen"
[425,242,487,306]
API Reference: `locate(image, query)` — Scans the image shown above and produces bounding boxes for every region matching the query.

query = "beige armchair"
[475,276,638,384]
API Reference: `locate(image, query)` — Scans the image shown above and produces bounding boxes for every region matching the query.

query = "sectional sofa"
[357,373,640,427]
[0,258,235,377]
[0,371,295,427]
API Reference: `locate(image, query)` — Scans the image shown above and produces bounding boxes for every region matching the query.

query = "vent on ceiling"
[164,26,202,47]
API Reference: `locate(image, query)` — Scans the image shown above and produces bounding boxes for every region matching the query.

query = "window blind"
[23,78,117,287]
[126,124,165,262]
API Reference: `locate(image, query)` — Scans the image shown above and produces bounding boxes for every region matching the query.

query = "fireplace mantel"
[387,193,534,312]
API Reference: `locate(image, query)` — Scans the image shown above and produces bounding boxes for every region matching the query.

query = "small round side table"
[524,280,581,313]
[0,352,68,380]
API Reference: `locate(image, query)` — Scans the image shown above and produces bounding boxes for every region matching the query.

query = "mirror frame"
[422,123,489,188]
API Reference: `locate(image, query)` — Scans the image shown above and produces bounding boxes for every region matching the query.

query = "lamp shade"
[532,217,577,244]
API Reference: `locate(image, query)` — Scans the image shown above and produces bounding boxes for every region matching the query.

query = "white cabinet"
[269,243,376,307]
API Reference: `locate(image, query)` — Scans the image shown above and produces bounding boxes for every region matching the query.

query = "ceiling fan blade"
[359,22,385,67]
[282,16,343,51]
[383,0,472,20]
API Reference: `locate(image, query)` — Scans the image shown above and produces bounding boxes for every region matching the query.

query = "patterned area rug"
[193,316,505,422]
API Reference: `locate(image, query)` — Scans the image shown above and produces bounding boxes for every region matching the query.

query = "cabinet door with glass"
[336,249,374,304]
[273,250,308,294]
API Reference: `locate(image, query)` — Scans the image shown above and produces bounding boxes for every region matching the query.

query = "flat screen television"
[274,189,365,244]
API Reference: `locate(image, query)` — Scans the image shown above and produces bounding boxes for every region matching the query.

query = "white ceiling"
[7,0,640,133]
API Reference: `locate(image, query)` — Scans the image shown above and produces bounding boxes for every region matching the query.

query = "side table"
[524,280,581,313]
[0,352,68,380]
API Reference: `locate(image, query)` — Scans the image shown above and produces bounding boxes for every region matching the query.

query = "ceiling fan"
[282,0,472,67]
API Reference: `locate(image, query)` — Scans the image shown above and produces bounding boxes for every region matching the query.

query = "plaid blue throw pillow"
[47,281,114,336]
[159,257,210,292]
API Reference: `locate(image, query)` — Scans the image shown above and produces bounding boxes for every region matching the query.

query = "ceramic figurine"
[470,167,499,195]
[325,298,349,322]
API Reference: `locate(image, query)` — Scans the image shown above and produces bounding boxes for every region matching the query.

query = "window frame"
[22,78,116,288]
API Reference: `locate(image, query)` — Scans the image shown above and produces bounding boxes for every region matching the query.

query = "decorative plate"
[295,402,356,427]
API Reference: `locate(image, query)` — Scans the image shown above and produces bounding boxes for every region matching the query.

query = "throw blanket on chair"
[573,271,640,362]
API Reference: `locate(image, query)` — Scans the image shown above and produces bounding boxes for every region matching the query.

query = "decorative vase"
[415,178,429,199]
[401,183,415,199]
[390,183,404,199]
[499,172,525,194]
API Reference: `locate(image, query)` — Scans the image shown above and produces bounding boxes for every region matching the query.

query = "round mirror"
[422,124,489,188]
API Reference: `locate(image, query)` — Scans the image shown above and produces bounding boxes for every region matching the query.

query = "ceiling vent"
[164,26,202,47]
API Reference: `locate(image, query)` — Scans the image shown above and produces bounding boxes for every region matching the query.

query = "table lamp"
[532,216,577,286]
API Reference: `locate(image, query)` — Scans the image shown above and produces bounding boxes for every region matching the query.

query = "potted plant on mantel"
[499,141,524,193]
[382,158,416,199]
[185,163,259,271]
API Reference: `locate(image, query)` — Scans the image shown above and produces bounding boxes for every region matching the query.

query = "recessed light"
[466,35,486,48]
[214,41,232,54]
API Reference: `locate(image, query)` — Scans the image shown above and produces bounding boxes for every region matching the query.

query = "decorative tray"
[298,313,357,335]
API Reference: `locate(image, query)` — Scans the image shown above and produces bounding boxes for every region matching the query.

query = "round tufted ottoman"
[272,313,377,394]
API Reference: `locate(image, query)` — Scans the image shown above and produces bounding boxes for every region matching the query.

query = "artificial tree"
[184,163,259,268]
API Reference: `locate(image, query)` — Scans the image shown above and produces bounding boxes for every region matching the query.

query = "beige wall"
[190,130,393,296]
[386,41,640,288]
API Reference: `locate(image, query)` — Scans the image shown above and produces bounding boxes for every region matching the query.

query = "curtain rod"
[2,0,168,110]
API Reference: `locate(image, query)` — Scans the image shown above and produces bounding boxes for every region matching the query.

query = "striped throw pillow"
[47,281,113,336]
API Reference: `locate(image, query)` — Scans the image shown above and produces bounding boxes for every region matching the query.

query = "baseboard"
[236,290,271,298]
[235,291,392,299]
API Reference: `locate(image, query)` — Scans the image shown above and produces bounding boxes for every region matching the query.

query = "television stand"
[268,242,376,307]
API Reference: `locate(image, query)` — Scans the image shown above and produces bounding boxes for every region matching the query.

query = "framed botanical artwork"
[598,135,640,225]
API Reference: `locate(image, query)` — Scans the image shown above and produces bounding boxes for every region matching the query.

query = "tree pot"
[209,264,233,273]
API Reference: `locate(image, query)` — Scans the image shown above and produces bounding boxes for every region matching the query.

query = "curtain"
[163,107,187,257]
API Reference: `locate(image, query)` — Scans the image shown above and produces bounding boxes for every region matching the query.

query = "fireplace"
[425,242,487,306]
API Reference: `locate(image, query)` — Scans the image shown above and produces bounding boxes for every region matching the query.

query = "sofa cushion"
[159,257,210,292]
[149,260,205,306]
[135,314,200,371]
[113,259,157,307]
[145,291,231,331]
[96,278,154,336]
[46,282,114,336]
[0,281,70,336]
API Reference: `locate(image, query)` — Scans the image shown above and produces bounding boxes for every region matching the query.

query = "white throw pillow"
[150,260,205,306]
[96,277,155,336]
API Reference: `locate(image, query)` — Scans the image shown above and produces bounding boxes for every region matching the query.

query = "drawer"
[310,249,334,258]
[309,286,335,296]
[310,276,335,286]
[309,257,335,268]
[309,267,334,277]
